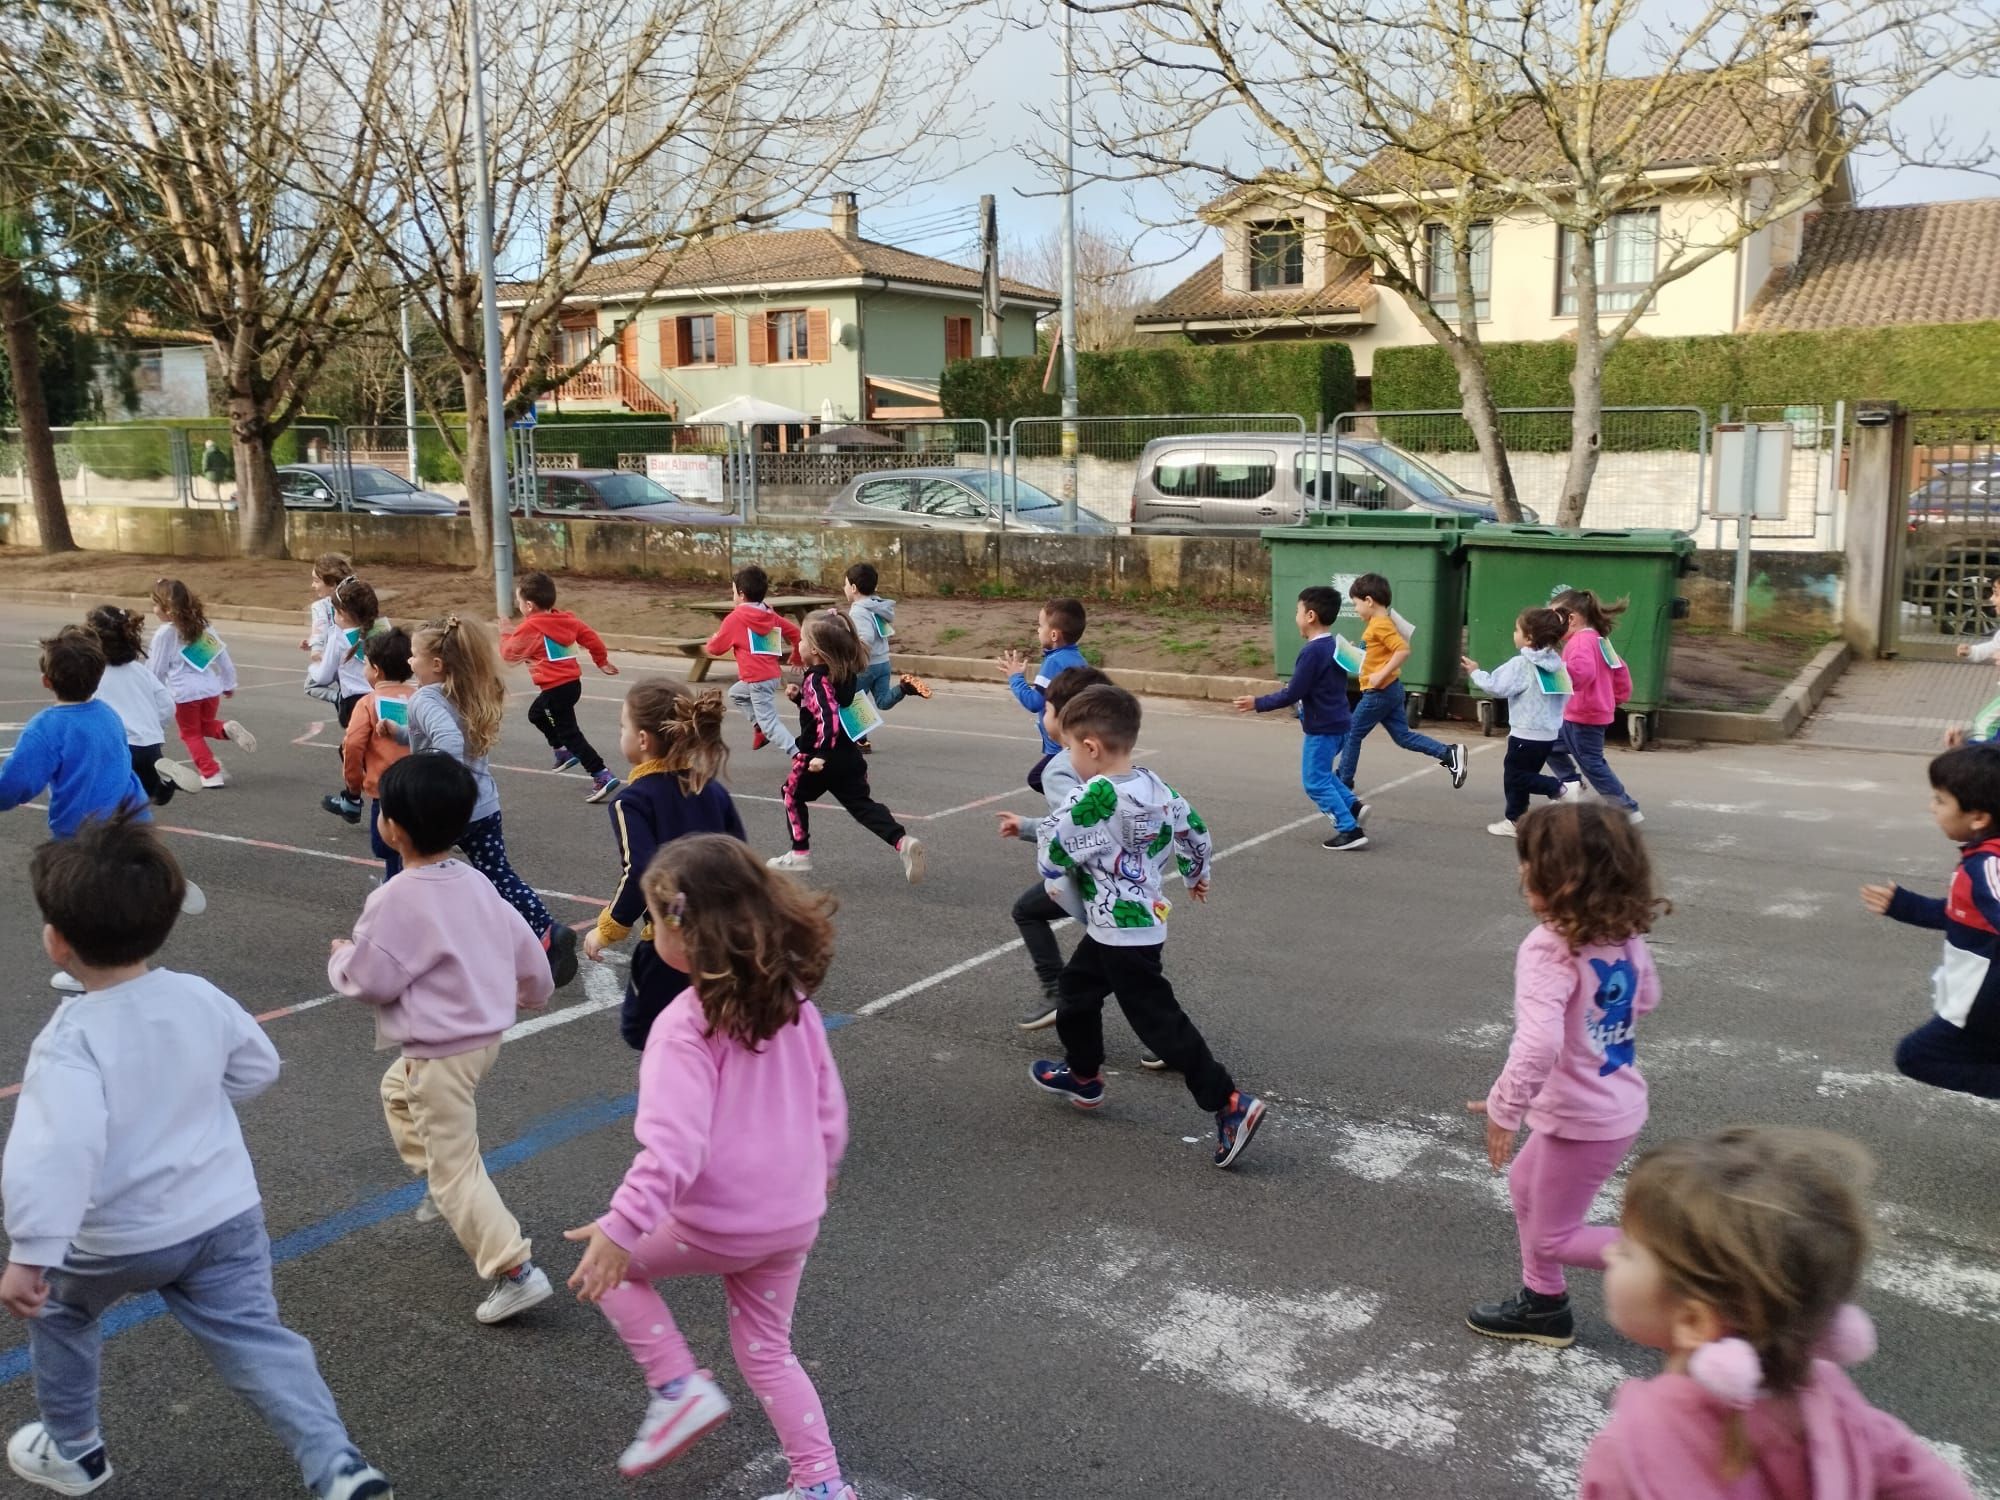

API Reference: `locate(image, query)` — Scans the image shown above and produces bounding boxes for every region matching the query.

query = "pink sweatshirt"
[1562,627,1629,725]
[1578,1365,1976,1500]
[598,986,848,1253]
[1486,923,1658,1140]
[326,860,554,1057]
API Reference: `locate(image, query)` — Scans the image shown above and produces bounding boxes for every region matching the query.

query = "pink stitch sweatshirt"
[597,986,848,1254]
[1485,923,1658,1141]
[1577,1364,1976,1500]
[1562,627,1631,725]
[325,860,554,1057]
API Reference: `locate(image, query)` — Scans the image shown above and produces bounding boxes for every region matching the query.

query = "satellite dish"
[828,316,846,344]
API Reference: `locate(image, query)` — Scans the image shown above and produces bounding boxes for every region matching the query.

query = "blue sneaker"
[1030,1060,1104,1109]
[1213,1091,1266,1168]
[552,748,580,772]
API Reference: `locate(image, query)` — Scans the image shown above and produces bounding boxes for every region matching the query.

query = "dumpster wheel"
[1628,711,1651,752]
[1476,699,1497,738]
[1407,692,1424,728]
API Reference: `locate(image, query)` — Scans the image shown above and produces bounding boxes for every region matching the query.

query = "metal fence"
[1897,407,2000,649]
[0,422,342,509]
[748,419,994,520]
[1006,414,1307,527]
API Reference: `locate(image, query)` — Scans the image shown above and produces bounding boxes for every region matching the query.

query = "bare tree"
[1076,0,2000,523]
[1010,220,1156,351]
[6,0,398,555]
[334,0,970,571]
[0,125,75,554]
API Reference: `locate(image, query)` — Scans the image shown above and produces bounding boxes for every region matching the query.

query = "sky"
[792,4,2000,300]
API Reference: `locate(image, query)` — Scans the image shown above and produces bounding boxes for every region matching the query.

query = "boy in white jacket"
[0,814,391,1499]
[1462,606,1574,837]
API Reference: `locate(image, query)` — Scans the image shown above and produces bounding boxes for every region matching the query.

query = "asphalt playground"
[0,600,1992,1500]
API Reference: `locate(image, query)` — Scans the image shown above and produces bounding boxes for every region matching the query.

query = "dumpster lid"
[1261,511,1482,543]
[1461,524,1696,553]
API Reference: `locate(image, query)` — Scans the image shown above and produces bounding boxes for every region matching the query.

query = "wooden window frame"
[1424,221,1493,322]
[1248,220,1306,291]
[1555,210,1660,316]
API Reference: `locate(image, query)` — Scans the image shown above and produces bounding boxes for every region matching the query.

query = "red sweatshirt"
[704,603,800,685]
[500,608,610,689]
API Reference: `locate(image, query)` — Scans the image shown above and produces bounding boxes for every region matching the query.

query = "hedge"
[940,342,1356,427]
[70,417,343,482]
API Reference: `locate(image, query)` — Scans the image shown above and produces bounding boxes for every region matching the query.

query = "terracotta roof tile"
[1136,253,1375,325]
[1739,198,2000,332]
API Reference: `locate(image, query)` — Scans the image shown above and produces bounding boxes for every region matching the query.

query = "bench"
[657,637,718,681]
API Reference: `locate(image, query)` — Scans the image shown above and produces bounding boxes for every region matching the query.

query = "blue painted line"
[822,1012,856,1031]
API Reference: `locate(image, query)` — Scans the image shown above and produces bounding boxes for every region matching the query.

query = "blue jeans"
[1337,684,1450,785]
[1301,733,1359,831]
[30,1207,361,1491]
[856,661,905,712]
[1546,722,1638,811]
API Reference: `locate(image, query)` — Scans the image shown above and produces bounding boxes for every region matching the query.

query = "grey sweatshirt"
[849,595,896,668]
[386,683,500,821]
[1470,645,1570,741]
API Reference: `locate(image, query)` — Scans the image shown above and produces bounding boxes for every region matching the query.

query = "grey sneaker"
[7,1422,111,1495]
[1018,985,1060,1030]
[156,757,203,793]
[222,719,257,753]
[476,1264,552,1325]
[898,835,926,884]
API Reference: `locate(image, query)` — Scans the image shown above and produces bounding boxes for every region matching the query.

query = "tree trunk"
[1557,236,1606,527]
[226,394,287,558]
[1450,345,1523,522]
[460,366,496,578]
[0,264,76,553]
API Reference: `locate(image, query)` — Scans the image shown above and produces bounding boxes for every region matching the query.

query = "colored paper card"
[179,632,224,672]
[543,635,576,661]
[1331,635,1365,676]
[1533,661,1574,696]
[342,627,360,650]
[1973,691,2000,743]
[1390,607,1417,643]
[1600,637,1624,669]
[837,694,883,741]
[876,614,895,640]
[749,627,785,657]
[375,695,409,727]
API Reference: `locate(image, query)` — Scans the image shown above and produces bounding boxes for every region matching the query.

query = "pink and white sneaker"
[759,1485,859,1500]
[617,1371,731,1477]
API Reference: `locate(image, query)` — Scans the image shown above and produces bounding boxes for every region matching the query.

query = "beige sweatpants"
[380,1043,531,1279]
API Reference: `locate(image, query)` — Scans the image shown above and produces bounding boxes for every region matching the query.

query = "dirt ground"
[0,549,1824,705]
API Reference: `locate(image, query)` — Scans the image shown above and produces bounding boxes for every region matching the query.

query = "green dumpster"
[1261,512,1482,717]
[1460,526,1696,750]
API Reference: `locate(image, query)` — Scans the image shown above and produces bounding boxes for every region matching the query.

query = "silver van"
[1131,433,1523,528]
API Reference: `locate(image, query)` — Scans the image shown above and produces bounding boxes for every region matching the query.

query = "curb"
[1653,639,1850,744]
[0,587,303,628]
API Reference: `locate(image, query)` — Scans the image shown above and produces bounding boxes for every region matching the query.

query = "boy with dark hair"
[498,570,622,802]
[324,627,419,880]
[1336,573,1468,791]
[843,562,930,716]
[1861,743,2000,1100]
[1235,585,1368,852]
[329,753,556,1327]
[1028,684,1267,1169]
[706,565,802,755]
[998,596,1088,792]
[1,813,392,1500]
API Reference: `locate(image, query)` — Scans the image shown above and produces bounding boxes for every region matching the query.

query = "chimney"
[830,192,859,241]
[1766,5,1817,92]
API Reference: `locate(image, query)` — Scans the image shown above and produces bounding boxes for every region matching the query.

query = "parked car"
[525,468,741,526]
[276,464,459,517]
[1901,457,2000,633]
[1130,433,1530,528]
[823,468,1116,533]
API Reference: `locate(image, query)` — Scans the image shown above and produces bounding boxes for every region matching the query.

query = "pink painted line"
[291,720,327,746]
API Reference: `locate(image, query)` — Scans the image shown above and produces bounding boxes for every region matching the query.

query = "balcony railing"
[547,364,675,416]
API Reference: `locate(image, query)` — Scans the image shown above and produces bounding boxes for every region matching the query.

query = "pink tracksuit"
[1485,923,1659,1296]
[594,986,848,1491]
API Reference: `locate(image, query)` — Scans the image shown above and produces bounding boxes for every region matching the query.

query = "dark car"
[824,468,1115,533]
[1902,458,2000,633]
[276,463,459,517]
[525,468,740,525]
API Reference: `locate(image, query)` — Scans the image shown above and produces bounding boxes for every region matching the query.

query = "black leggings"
[781,750,903,853]
[527,679,605,776]
[130,744,173,807]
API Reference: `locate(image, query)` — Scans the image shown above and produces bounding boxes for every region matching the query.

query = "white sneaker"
[413,1192,440,1224]
[1627,809,1645,825]
[767,850,813,873]
[1486,820,1517,837]
[1554,780,1582,801]
[318,1457,394,1499]
[200,772,228,789]
[7,1422,112,1495]
[156,758,202,793]
[759,1485,858,1500]
[898,835,926,884]
[616,1371,732,1478]
[49,972,83,994]
[222,720,257,753]
[179,880,207,917]
[475,1264,551,1325]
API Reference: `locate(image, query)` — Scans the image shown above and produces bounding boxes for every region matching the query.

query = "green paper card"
[749,627,785,657]
[375,695,409,727]
[1600,637,1623,669]
[1973,691,2000,742]
[179,632,224,672]
[1533,661,1574,696]
[876,614,894,640]
[1331,635,1365,676]
[543,635,576,661]
[838,694,883,741]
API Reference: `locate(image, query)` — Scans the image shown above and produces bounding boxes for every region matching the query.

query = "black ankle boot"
[1466,1286,1575,1347]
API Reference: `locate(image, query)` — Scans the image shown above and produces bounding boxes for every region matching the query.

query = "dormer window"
[1249,220,1305,289]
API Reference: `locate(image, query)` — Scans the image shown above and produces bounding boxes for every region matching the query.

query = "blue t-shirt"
[0,700,150,837]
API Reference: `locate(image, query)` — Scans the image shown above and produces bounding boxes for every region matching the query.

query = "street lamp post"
[1058,0,1079,525]
[466,0,514,616]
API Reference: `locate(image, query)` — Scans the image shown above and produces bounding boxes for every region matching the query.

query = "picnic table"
[675,593,841,682]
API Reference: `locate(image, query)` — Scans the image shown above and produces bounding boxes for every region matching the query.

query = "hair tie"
[442,614,460,634]
[1687,1338,1764,1409]
[1812,1304,1875,1366]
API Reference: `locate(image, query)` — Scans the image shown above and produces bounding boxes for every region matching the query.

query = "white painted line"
[504,957,625,1041]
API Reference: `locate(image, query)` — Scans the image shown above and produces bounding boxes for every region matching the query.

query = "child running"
[583,679,746,1050]
[769,612,925,883]
[1234,585,1368,852]
[843,563,931,717]
[498,570,622,803]
[378,616,579,985]
[328,753,556,1327]
[1579,1126,1976,1499]
[149,578,256,788]
[565,834,853,1498]
[1028,684,1267,1168]
[1462,605,1574,837]
[998,597,1087,793]
[706,566,801,755]
[1336,573,1467,791]
[306,576,387,732]
[300,553,350,664]
[2,813,393,1500]
[84,604,202,808]
[1547,587,1642,822]
[325,629,416,881]
[1466,799,1664,1347]
[1860,742,2000,1100]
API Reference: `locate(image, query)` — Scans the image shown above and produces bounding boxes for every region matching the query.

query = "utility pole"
[466,0,514,615]
[399,299,420,484]
[1058,0,1079,525]
[978,194,1000,357]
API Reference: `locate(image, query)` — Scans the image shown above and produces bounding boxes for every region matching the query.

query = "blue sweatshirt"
[0,701,150,838]
[1009,642,1088,755]
[1886,835,2000,1045]
[1253,633,1352,737]
[597,764,748,940]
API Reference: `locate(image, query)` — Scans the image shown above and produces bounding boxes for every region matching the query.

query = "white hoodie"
[149,621,238,703]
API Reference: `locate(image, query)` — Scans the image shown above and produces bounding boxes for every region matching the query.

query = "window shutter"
[714,313,735,365]
[659,319,678,369]
[747,311,770,366]
[807,306,830,363]
[944,316,961,363]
